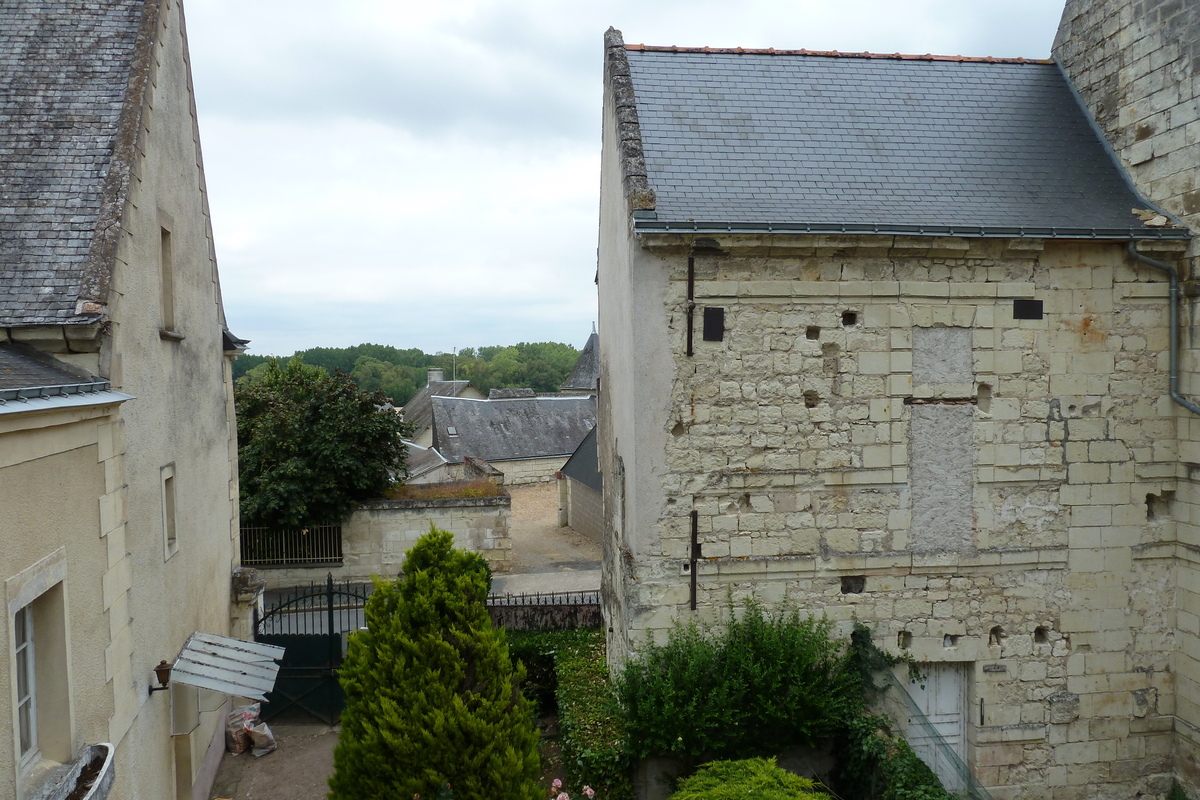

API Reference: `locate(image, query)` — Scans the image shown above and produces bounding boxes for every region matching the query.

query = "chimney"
[427,368,444,383]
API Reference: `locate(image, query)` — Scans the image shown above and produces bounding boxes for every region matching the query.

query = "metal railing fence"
[240,524,343,568]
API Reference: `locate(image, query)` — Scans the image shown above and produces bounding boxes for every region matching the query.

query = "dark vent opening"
[989,626,1005,647]
[803,390,819,409]
[806,326,820,340]
[702,307,725,341]
[840,575,865,594]
[1013,298,1044,320]
[898,631,913,649]
[1034,626,1049,644]
[842,310,858,326]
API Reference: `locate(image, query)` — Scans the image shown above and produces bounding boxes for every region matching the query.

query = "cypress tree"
[328,527,540,800]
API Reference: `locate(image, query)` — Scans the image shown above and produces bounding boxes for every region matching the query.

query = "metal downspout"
[1126,240,1200,416]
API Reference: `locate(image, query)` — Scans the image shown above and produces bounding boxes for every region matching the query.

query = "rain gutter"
[1127,241,1200,416]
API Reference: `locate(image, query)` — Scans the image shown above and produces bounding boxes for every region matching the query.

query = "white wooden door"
[905,662,968,793]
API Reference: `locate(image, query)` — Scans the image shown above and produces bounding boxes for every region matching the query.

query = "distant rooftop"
[560,332,599,392]
[613,32,1188,240]
[431,395,596,464]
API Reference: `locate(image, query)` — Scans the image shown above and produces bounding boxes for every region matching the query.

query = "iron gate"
[254,574,372,724]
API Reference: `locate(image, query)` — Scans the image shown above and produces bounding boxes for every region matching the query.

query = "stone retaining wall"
[258,495,511,589]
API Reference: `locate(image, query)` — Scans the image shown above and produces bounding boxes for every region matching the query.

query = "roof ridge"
[625,44,1053,65]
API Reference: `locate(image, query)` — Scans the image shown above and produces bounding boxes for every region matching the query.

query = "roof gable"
[0,0,156,325]
[616,38,1186,240]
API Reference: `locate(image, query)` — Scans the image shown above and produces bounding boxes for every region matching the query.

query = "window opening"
[15,605,35,761]
[702,307,725,341]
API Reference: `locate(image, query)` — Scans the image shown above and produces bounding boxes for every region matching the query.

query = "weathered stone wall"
[490,455,569,485]
[259,495,512,589]
[606,233,1187,799]
[1055,3,1200,791]
[1055,0,1200,251]
[564,477,604,545]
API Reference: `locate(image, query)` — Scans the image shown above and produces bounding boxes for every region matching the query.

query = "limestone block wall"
[564,478,604,545]
[491,456,569,486]
[1055,3,1200,789]
[604,234,1187,799]
[259,495,512,589]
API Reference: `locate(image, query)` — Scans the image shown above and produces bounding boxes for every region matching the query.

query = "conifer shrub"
[616,601,856,765]
[328,527,540,800]
[669,758,830,800]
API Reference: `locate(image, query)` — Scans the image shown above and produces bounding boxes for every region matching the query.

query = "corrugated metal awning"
[171,632,285,701]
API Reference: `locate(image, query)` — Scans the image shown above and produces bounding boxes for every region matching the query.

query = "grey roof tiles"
[431,396,596,464]
[623,48,1186,238]
[0,0,146,325]
[560,332,599,392]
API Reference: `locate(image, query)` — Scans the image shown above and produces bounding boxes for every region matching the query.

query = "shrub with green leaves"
[669,758,829,800]
[616,601,856,764]
[556,629,634,800]
[328,527,540,800]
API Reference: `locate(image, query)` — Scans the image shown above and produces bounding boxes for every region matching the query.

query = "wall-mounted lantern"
[148,660,173,695]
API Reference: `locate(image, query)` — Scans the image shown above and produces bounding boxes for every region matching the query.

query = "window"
[15,605,35,764]
[10,578,70,775]
[160,226,175,331]
[162,463,178,557]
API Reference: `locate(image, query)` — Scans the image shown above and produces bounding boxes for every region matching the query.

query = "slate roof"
[560,332,599,392]
[404,441,449,480]
[402,380,477,435]
[0,342,104,392]
[0,0,154,325]
[618,41,1188,239]
[431,396,597,464]
[561,426,601,493]
[0,342,133,414]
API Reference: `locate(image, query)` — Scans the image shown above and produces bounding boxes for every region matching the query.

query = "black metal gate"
[254,574,372,724]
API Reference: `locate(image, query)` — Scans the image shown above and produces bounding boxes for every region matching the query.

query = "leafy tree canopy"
[236,357,411,527]
[234,340,583,404]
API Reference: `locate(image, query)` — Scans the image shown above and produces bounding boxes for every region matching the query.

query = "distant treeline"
[233,342,580,407]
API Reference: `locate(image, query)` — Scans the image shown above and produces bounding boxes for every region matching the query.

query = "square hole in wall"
[702,307,725,341]
[840,576,865,594]
[1013,298,1043,320]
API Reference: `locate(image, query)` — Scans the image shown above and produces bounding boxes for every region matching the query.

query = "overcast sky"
[185,0,1067,357]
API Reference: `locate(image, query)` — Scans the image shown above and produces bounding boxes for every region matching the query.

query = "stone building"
[596,3,1200,795]
[0,2,267,799]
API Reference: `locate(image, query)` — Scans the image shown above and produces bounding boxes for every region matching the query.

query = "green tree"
[329,528,540,800]
[235,357,411,527]
[670,758,829,800]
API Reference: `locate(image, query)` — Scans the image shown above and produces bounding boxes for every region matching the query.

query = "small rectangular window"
[162,464,178,557]
[1013,298,1043,320]
[702,307,725,341]
[160,226,175,332]
[15,606,35,762]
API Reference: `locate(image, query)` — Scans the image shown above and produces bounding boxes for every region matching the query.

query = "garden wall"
[259,495,511,589]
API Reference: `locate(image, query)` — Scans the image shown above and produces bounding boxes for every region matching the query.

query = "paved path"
[210,724,337,800]
[495,482,601,593]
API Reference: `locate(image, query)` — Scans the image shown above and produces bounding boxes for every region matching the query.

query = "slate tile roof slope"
[561,426,601,493]
[431,395,596,464]
[401,380,476,436]
[0,0,146,325]
[624,48,1185,238]
[560,332,599,392]
[0,342,105,391]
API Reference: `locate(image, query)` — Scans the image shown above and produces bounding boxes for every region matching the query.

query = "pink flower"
[557,793,570,800]
[583,788,595,799]
[552,779,563,790]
